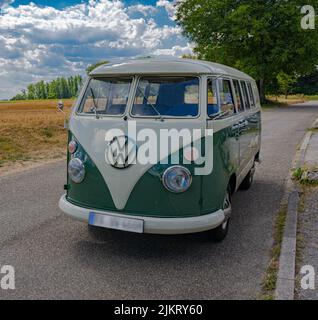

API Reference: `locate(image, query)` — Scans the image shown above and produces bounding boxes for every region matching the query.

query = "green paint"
[65,109,261,219]
[66,133,116,211]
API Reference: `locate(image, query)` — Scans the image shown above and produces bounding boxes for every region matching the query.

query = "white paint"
[70,116,205,210]
[301,5,315,30]
[59,195,225,234]
[1,265,15,290]
[301,265,315,290]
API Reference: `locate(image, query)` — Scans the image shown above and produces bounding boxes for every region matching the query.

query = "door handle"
[238,120,248,129]
[232,120,245,131]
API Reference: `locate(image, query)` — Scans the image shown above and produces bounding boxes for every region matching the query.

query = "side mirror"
[57,100,64,112]
[56,100,69,129]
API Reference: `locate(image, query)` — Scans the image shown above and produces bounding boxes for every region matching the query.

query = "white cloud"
[0,0,14,9]
[153,43,194,56]
[0,0,191,99]
[156,0,177,20]
[127,4,158,17]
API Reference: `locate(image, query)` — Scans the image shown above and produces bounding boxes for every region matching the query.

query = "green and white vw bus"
[59,58,261,241]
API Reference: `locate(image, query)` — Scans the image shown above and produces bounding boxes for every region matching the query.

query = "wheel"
[88,225,109,241]
[240,163,255,190]
[210,189,232,242]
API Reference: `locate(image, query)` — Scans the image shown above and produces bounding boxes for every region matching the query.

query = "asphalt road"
[1,103,318,300]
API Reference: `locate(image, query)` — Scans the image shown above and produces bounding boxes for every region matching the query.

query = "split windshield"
[78,76,199,117]
[79,78,132,116]
[131,77,199,117]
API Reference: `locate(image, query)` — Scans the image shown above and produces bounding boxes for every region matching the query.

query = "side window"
[247,82,256,108]
[218,79,235,116]
[233,80,244,112]
[207,78,219,116]
[240,81,250,110]
[252,82,260,106]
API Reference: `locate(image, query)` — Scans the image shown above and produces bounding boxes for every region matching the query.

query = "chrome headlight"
[162,166,192,193]
[68,158,85,183]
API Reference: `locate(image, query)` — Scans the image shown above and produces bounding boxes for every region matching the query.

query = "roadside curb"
[297,131,312,169]
[275,117,318,300]
[275,189,299,300]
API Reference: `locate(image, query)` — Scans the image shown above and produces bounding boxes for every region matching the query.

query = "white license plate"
[88,212,144,234]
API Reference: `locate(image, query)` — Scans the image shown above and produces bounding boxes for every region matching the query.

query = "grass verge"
[292,167,318,186]
[260,204,288,300]
[266,95,318,105]
[307,127,318,133]
[262,101,288,109]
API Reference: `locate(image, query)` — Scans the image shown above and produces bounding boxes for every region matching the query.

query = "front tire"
[210,189,232,242]
[240,163,255,190]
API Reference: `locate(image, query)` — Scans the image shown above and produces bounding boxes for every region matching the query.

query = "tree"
[86,60,109,75]
[68,76,75,97]
[176,0,318,102]
[60,77,70,98]
[47,80,58,99]
[11,75,82,100]
[182,54,198,59]
[292,69,318,95]
[277,72,297,99]
[35,80,47,99]
[11,90,27,101]
[73,75,83,96]
[27,84,36,100]
[136,56,153,59]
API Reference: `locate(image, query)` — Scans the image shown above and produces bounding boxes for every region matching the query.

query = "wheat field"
[0,99,74,168]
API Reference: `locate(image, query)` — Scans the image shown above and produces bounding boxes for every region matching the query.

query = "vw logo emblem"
[105,136,137,169]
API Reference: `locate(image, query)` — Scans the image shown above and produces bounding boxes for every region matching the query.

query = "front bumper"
[59,195,225,235]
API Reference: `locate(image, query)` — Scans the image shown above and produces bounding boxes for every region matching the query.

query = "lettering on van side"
[104,120,214,176]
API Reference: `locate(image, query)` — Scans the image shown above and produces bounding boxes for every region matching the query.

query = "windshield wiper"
[90,87,100,119]
[209,110,231,120]
[136,86,164,121]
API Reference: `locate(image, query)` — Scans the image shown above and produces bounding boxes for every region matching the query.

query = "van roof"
[90,57,254,80]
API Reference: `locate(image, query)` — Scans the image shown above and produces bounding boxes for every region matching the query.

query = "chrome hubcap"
[222,191,232,225]
[223,192,231,210]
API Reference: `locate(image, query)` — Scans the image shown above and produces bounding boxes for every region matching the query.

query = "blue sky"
[12,1,159,8]
[0,0,192,99]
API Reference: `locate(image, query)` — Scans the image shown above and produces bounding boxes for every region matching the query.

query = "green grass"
[261,204,288,299]
[293,168,304,181]
[292,167,318,186]
[304,95,318,101]
[307,127,318,133]
[294,191,305,300]
[262,101,288,109]
[300,178,318,186]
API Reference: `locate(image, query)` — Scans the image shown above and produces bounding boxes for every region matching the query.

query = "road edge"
[0,156,66,179]
[274,120,316,300]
